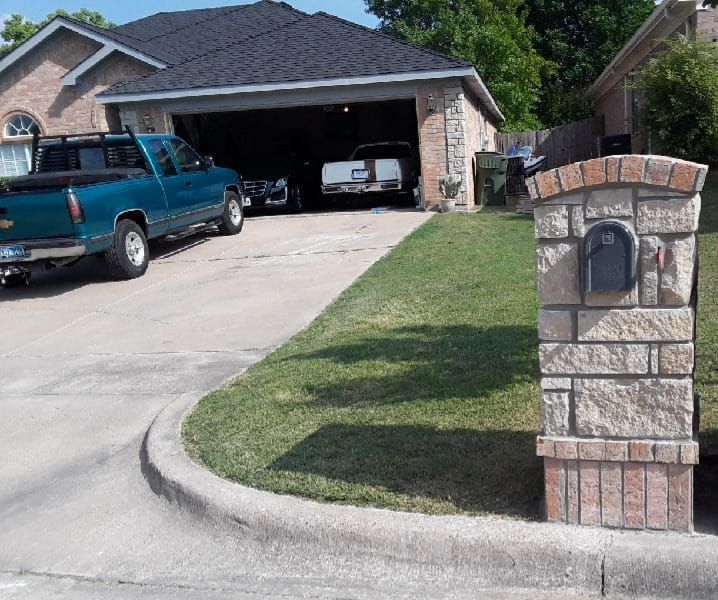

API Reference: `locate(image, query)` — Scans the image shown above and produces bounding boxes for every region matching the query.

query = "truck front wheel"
[105,219,149,279]
[219,191,244,235]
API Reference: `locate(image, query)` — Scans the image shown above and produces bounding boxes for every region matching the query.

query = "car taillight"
[65,191,86,224]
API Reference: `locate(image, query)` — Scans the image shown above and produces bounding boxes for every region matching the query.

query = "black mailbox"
[583,221,636,292]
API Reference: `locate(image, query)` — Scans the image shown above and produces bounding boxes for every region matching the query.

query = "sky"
[1,0,379,28]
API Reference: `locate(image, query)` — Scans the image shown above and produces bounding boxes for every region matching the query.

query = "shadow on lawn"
[270,423,543,518]
[289,324,539,407]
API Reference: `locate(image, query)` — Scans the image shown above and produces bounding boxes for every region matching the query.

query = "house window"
[0,113,41,177]
[0,143,32,177]
[4,113,40,138]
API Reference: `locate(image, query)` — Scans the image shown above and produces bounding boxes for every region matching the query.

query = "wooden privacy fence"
[495,116,605,172]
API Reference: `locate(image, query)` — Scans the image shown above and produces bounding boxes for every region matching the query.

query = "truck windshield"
[353,145,411,160]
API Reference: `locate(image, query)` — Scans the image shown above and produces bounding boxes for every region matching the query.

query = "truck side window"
[149,140,177,177]
[168,139,203,174]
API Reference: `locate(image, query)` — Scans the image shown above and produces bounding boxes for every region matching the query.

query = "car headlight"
[274,177,288,189]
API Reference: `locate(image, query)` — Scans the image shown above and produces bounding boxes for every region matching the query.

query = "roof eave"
[586,0,702,101]
[98,67,505,122]
[0,17,167,78]
[463,69,505,122]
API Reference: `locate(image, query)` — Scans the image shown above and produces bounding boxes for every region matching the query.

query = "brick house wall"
[591,7,717,155]
[416,84,448,208]
[417,81,499,210]
[0,28,154,144]
[463,89,497,207]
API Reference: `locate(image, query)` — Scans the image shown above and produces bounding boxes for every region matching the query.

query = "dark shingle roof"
[94,1,470,96]
[69,1,305,66]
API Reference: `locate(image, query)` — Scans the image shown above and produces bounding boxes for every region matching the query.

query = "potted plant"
[439,174,461,213]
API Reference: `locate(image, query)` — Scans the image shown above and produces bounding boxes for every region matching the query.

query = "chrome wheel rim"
[228,199,243,226]
[125,232,146,267]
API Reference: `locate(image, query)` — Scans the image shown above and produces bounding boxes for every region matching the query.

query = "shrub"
[634,36,718,166]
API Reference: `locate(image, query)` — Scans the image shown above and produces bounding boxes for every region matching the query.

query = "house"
[0,0,503,209]
[587,0,713,154]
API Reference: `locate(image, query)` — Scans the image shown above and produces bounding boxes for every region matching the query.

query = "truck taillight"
[65,191,86,224]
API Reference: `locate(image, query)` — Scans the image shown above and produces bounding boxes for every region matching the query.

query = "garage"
[94,3,505,210]
[171,99,421,210]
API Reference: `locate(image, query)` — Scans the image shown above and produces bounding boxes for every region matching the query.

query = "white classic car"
[321,142,417,197]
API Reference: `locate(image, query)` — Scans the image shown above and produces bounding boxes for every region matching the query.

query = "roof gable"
[0,16,168,77]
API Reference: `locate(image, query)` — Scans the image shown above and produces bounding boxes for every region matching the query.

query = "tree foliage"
[524,0,656,127]
[364,0,551,132]
[633,36,718,166]
[0,10,114,58]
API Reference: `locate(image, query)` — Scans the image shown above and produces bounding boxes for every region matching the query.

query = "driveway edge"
[142,394,718,599]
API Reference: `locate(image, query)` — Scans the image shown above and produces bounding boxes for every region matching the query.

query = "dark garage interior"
[172,99,420,209]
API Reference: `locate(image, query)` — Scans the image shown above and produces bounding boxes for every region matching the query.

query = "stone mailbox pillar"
[527,155,707,532]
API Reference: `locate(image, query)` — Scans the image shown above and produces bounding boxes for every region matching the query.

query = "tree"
[0,10,115,58]
[364,0,552,132]
[633,36,718,166]
[524,0,655,127]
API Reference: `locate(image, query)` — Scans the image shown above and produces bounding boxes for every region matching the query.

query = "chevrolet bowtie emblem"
[0,219,13,229]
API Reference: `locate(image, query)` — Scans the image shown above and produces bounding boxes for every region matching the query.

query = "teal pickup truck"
[0,129,246,287]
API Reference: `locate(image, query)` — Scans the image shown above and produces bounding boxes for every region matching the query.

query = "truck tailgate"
[0,191,74,242]
[322,159,399,185]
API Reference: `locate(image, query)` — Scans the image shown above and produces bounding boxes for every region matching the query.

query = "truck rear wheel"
[219,191,244,235]
[105,219,149,279]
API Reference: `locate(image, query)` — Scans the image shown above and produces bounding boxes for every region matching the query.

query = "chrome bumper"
[0,238,86,264]
[322,181,402,195]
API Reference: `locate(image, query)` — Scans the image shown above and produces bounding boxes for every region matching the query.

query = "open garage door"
[172,99,420,211]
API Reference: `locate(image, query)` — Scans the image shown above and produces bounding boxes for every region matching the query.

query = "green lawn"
[697,174,718,449]
[183,190,718,518]
[184,211,544,518]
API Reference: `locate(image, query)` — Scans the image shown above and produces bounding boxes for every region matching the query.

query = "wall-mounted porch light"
[427,94,437,114]
[143,113,156,133]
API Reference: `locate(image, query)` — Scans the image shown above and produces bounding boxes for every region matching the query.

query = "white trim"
[98,66,505,122]
[586,0,700,101]
[0,17,166,77]
[465,68,505,122]
[99,68,475,102]
[61,45,115,85]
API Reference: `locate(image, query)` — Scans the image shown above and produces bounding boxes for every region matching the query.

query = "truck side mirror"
[583,221,636,292]
[204,156,215,170]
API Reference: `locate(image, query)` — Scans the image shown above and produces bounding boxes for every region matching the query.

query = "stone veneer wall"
[527,155,708,532]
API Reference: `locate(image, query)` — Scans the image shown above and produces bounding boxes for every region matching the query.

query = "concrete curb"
[142,394,718,599]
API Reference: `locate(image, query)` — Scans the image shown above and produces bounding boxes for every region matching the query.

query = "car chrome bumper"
[0,238,86,263]
[322,181,402,195]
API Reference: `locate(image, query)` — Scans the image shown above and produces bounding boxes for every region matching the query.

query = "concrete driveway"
[2,209,517,598]
[0,209,589,600]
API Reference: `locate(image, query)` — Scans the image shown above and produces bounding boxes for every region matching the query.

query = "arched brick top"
[0,107,47,143]
[527,155,709,202]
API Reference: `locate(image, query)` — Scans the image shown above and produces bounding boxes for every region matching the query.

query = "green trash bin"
[474,152,509,206]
